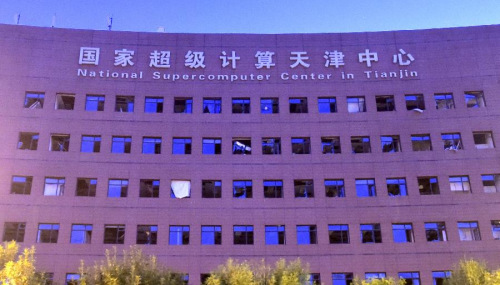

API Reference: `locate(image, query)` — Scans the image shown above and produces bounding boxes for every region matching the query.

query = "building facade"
[1,24,500,284]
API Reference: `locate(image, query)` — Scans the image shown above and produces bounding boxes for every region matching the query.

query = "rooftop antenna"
[107,15,113,31]
[157,26,166,33]
[51,14,56,28]
[14,13,20,25]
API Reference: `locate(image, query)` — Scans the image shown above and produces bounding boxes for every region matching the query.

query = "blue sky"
[0,0,499,33]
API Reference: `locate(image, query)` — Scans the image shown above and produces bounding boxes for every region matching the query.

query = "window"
[66,274,80,285]
[174,97,193,113]
[365,273,386,281]
[398,272,420,285]
[465,91,485,108]
[24,92,44,109]
[332,273,353,285]
[37,224,59,243]
[405,94,425,111]
[44,272,54,285]
[473,131,494,149]
[171,180,191,198]
[264,180,283,198]
[80,135,101,153]
[418,176,440,195]
[232,138,251,155]
[289,98,308,113]
[329,224,349,244]
[111,136,131,153]
[44,177,65,196]
[392,224,414,243]
[85,95,105,111]
[432,271,451,285]
[202,180,222,198]
[482,174,500,193]
[144,96,164,113]
[136,225,158,244]
[70,224,92,244]
[49,134,70,152]
[172,138,192,154]
[376,95,395,111]
[233,180,252,198]
[491,221,500,240]
[411,134,432,151]
[76,178,97,197]
[104,224,125,244]
[297,225,317,244]
[232,98,250,113]
[291,137,311,154]
[115,95,134,112]
[425,222,447,242]
[435,93,455,109]
[321,137,341,154]
[108,179,128,198]
[142,137,161,154]
[325,179,345,197]
[17,132,39,150]
[381,135,401,152]
[356,179,376,197]
[360,224,382,243]
[261,98,279,113]
[201,226,222,245]
[203,98,221,113]
[351,136,371,153]
[387,178,407,196]
[233,225,254,244]
[449,176,471,193]
[262,137,281,154]
[294,179,314,198]
[318,97,337,113]
[139,179,160,198]
[458,221,481,241]
[265,225,285,245]
[3,222,25,242]
[182,275,189,285]
[202,138,222,154]
[11,176,32,195]
[308,273,321,285]
[55,93,75,110]
[347,96,366,113]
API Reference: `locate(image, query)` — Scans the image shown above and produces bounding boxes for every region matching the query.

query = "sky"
[0,0,499,34]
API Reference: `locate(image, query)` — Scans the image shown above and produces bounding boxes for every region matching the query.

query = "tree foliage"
[0,241,48,285]
[444,259,500,285]
[352,277,406,285]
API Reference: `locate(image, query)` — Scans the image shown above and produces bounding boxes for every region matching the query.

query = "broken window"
[85,95,105,111]
[11,176,32,195]
[104,224,125,244]
[49,134,70,152]
[351,136,371,153]
[264,180,283,198]
[169,226,190,245]
[137,225,158,245]
[375,95,395,111]
[465,91,485,108]
[328,224,349,244]
[261,98,279,113]
[145,96,164,113]
[291,137,311,154]
[174,97,193,113]
[332,273,354,285]
[107,179,128,198]
[115,95,134,112]
[325,179,345,197]
[392,224,414,243]
[458,221,481,241]
[482,174,500,193]
[262,137,281,155]
[289,98,308,113]
[44,177,65,196]
[81,135,101,153]
[37,224,59,243]
[202,138,222,155]
[473,131,494,149]
[55,93,75,110]
[405,94,425,111]
[76,178,97,197]
[381,135,401,152]
[491,221,500,240]
[173,138,192,154]
[233,180,252,198]
[387,178,407,196]
[347,96,366,113]
[70,224,92,244]
[434,93,454,109]
[232,138,251,155]
[321,137,341,154]
[449,176,471,193]
[203,98,221,113]
[432,271,451,285]
[111,136,131,154]
[171,180,191,198]
[418,176,440,195]
[202,180,222,198]
[425,222,447,242]
[360,224,382,243]
[201,225,222,245]
[356,179,376,197]
[234,225,254,245]
[2,222,25,242]
[442,133,462,150]
[140,179,160,198]
[142,137,161,154]
[294,179,314,198]
[411,134,432,151]
[398,272,420,285]
[232,98,250,113]
[17,132,39,150]
[265,225,285,245]
[296,225,317,244]
[24,92,44,109]
[318,97,337,113]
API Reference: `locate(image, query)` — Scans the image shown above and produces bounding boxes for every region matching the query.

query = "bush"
[0,241,49,285]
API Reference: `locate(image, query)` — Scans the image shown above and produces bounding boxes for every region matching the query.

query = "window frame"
[260,98,279,114]
[351,136,371,153]
[263,180,283,198]
[11,176,32,195]
[321,137,341,154]
[17,132,39,150]
[392,223,414,243]
[115,95,134,112]
[172,138,192,155]
[37,223,59,243]
[232,98,251,114]
[262,137,281,155]
[43,177,65,196]
[347,96,366,113]
[387,178,407,196]
[70,224,92,244]
[139,179,160,198]
[360,224,382,243]
[103,224,125,244]
[381,135,401,153]
[289,97,308,113]
[169,225,190,245]
[107,179,128,198]
[80,135,101,153]
[233,225,254,245]
[325,179,345,198]
[425,222,447,242]
[434,93,455,110]
[291,137,311,154]
[142,137,162,154]
[355,179,376,197]
[265,225,286,245]
[111,136,132,154]
[318,97,337,113]
[144,96,164,113]
[458,221,481,241]
[76,178,97,197]
[2,222,26,242]
[405,94,425,111]
[201,180,222,198]
[202,138,222,155]
[174,97,193,113]
[418,176,440,195]
[328,224,349,244]
[85,94,105,111]
[296,225,317,245]
[294,179,314,198]
[201,225,222,245]
[136,225,158,245]
[203,98,222,114]
[411,134,432,151]
[24,92,44,109]
[375,95,395,112]
[233,180,252,198]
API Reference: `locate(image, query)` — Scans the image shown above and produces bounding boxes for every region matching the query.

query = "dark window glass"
[232,98,250,113]
[329,224,349,244]
[351,136,371,153]
[3,222,26,242]
[37,224,59,243]
[174,98,193,113]
[202,180,222,198]
[289,98,308,113]
[104,225,125,244]
[294,180,314,198]
[418,177,440,195]
[264,180,283,198]
[233,225,254,245]
[76,178,97,197]
[434,93,454,109]
[291,137,311,154]
[360,224,382,243]
[325,179,345,197]
[139,179,160,198]
[405,94,425,110]
[137,225,158,244]
[375,95,395,111]
[55,94,75,110]
[425,222,447,242]
[262,137,281,154]
[17,132,39,150]
[381,135,401,152]
[387,178,407,196]
[115,96,134,112]
[11,176,32,195]
[411,134,432,151]
[233,180,252,198]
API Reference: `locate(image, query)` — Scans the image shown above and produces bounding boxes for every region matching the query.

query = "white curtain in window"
[171,180,191,198]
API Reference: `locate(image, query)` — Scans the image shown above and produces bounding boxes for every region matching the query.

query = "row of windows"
[10,174,500,197]
[4,221,499,245]
[24,90,486,113]
[17,131,495,154]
